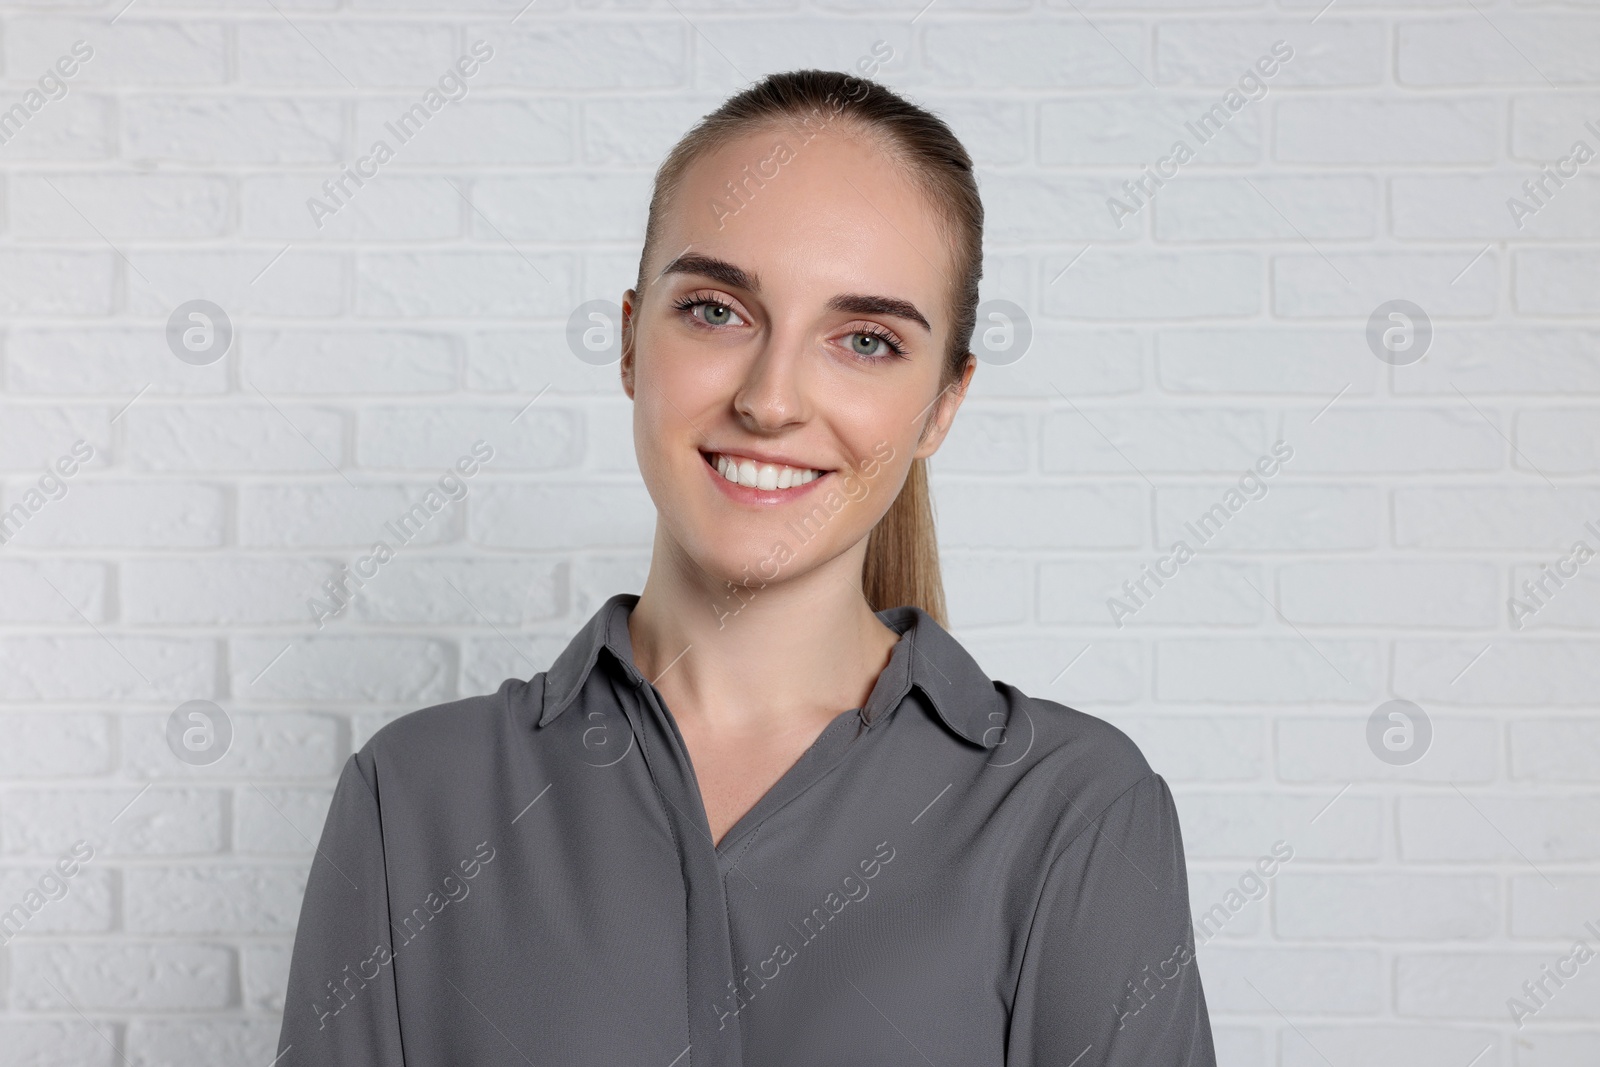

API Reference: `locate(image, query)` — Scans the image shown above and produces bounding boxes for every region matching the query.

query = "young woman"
[277,69,1216,1067]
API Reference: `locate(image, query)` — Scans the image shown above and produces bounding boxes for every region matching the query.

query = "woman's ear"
[620,288,638,399]
[913,353,976,460]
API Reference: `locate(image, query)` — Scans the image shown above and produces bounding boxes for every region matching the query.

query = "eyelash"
[669,292,909,361]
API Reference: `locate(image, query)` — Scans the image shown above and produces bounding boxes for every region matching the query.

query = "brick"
[125,97,342,163]
[238,483,462,548]
[467,328,634,395]
[1396,488,1600,550]
[0,636,216,701]
[1391,329,1600,395]
[1401,794,1600,861]
[237,21,457,87]
[357,251,575,319]
[11,173,230,240]
[1157,329,1377,394]
[0,94,112,161]
[1513,1033,1600,1067]
[0,713,112,776]
[1511,875,1600,939]
[471,174,647,242]
[1282,406,1505,473]
[1174,790,1382,861]
[0,482,227,549]
[1197,947,1382,1014]
[1156,20,1383,86]
[965,328,1144,399]
[0,405,111,470]
[1278,561,1501,628]
[234,786,334,854]
[1156,175,1378,242]
[351,98,573,165]
[470,483,657,549]
[121,712,341,779]
[1042,406,1274,472]
[938,482,1147,550]
[583,95,727,165]
[0,251,114,316]
[229,635,454,703]
[1275,98,1499,164]
[0,1022,114,1067]
[1039,96,1260,166]
[127,1021,281,1067]
[125,865,307,933]
[1277,715,1498,783]
[586,401,637,473]
[0,866,114,934]
[1155,485,1384,551]
[1399,952,1600,1019]
[1511,92,1600,161]
[358,404,580,470]
[243,329,460,394]
[1399,17,1600,86]
[4,328,229,395]
[1516,250,1600,315]
[469,21,686,88]
[1510,563,1600,630]
[125,249,345,318]
[11,942,234,1010]
[347,555,565,625]
[1397,639,1600,706]
[1282,1026,1502,1067]
[915,95,1030,167]
[0,560,108,624]
[1514,407,1600,473]
[122,557,340,626]
[960,634,1143,704]
[1157,639,1383,703]
[1512,720,1600,781]
[5,19,226,85]
[944,554,1031,627]
[1188,868,1269,938]
[125,403,345,472]
[1039,559,1264,628]
[242,941,293,1014]
[1113,715,1262,781]
[1041,250,1260,319]
[1274,873,1498,939]
[1273,252,1498,318]
[924,20,1145,87]
[1392,173,1600,241]
[242,173,461,242]
[1,788,224,856]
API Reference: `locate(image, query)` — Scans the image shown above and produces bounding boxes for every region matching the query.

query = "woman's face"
[621,123,974,596]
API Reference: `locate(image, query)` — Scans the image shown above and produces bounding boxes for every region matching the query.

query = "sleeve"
[1009,773,1217,1066]
[275,753,405,1067]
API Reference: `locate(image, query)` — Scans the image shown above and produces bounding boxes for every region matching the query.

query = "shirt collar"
[536,592,1007,749]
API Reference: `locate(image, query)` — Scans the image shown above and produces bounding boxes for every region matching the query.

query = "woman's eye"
[846,332,899,359]
[695,302,738,326]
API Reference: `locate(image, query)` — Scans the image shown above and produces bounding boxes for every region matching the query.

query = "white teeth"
[710,453,821,489]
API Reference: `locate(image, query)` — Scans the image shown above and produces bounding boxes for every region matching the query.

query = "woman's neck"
[626,531,901,736]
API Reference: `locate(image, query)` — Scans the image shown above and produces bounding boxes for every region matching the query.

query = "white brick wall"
[0,3,1596,1065]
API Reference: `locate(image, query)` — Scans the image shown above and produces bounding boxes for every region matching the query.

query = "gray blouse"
[276,592,1216,1066]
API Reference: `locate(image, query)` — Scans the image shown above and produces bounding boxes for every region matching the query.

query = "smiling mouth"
[701,450,829,491]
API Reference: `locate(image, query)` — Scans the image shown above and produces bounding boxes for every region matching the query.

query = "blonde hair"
[635,69,983,626]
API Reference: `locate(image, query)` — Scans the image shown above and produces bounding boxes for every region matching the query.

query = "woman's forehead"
[653,127,955,311]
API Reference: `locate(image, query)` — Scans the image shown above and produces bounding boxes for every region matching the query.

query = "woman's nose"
[733,331,811,431]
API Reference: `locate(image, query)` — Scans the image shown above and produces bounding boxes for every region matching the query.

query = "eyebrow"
[659,253,932,334]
